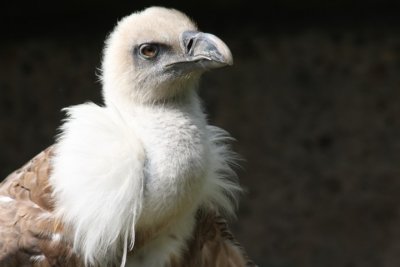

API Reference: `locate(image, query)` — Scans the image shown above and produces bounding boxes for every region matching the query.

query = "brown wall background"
[1,1,400,266]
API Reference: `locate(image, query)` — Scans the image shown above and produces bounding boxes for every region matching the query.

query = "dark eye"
[139,43,159,59]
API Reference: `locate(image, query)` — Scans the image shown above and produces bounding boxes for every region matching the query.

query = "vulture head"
[101,6,233,107]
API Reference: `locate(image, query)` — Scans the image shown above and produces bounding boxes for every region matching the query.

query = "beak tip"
[225,53,234,66]
[209,34,233,67]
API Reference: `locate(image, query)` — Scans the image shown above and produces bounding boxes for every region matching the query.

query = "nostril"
[181,31,199,54]
[186,38,194,53]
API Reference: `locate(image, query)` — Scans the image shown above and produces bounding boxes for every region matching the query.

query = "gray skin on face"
[132,30,233,94]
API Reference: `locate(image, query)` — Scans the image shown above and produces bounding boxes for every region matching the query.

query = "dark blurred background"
[1,1,400,266]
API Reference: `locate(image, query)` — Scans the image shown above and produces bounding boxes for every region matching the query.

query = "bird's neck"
[104,79,201,113]
[108,89,203,121]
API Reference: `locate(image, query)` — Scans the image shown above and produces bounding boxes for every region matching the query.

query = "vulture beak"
[166,31,233,73]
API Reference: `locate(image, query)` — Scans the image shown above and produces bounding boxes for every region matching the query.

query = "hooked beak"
[165,31,233,72]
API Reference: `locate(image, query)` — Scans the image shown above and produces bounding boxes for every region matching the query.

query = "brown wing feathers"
[0,148,81,267]
[176,211,256,267]
[0,147,54,209]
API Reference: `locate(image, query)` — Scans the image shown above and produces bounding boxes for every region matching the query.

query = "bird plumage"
[0,6,254,267]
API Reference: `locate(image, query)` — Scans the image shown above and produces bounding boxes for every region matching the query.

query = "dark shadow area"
[1,1,400,266]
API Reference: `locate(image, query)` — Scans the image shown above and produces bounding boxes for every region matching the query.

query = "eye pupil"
[139,44,158,59]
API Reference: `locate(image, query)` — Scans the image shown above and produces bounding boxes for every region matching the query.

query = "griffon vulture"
[0,6,255,267]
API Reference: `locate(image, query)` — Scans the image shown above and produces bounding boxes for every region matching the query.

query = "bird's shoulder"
[0,147,54,211]
[0,147,83,266]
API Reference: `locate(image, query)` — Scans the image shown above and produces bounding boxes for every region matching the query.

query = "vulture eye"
[139,43,159,59]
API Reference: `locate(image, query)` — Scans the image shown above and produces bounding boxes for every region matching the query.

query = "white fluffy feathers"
[51,104,145,265]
